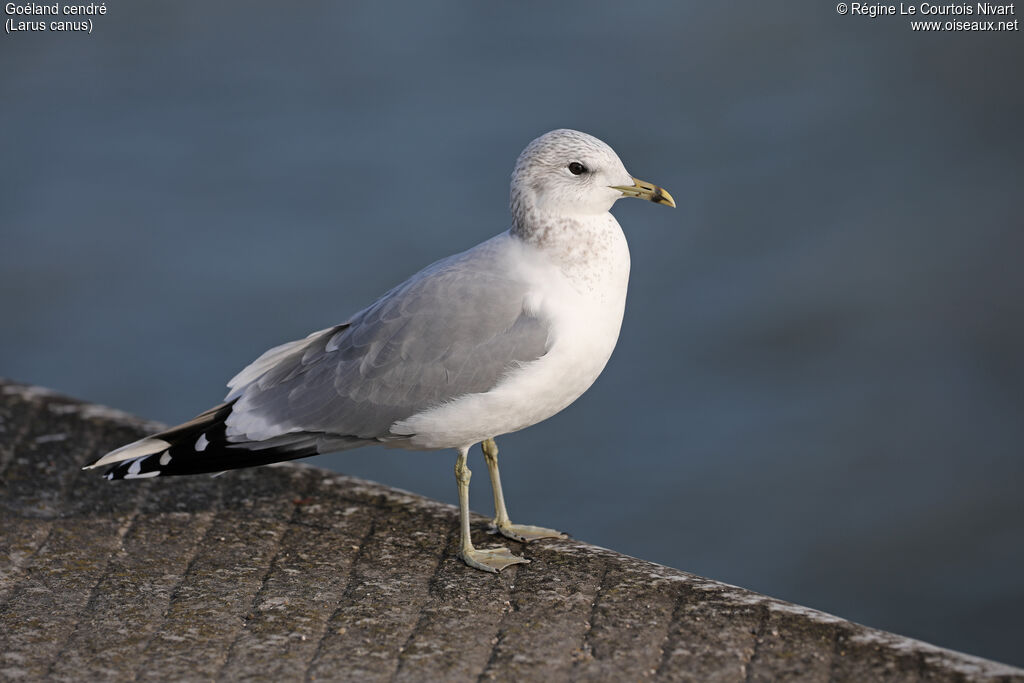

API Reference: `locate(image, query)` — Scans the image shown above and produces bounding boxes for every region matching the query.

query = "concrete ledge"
[1,378,1021,681]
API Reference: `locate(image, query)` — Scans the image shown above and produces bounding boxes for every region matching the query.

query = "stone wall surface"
[1,378,1021,682]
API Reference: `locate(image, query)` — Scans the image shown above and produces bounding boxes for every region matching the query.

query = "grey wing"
[223,239,550,447]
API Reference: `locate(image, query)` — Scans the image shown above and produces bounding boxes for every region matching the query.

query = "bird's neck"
[510,206,630,293]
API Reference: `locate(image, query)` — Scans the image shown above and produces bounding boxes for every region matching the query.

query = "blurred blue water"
[3,0,1023,666]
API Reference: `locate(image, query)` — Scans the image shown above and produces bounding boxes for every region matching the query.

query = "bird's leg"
[481,438,566,543]
[455,445,529,573]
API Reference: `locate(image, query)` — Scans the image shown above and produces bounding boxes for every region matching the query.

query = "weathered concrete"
[0,378,1021,682]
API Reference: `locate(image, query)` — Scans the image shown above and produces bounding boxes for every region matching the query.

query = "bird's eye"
[568,162,587,175]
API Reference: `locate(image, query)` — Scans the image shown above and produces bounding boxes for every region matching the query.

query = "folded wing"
[87,234,551,478]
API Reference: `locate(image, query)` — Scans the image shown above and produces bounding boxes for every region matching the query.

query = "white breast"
[393,218,630,450]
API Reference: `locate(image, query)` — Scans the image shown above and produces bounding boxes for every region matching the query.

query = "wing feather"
[225,233,550,446]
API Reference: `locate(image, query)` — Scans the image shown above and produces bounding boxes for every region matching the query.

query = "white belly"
[393,220,630,449]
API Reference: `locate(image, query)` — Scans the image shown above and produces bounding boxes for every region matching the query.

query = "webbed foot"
[459,545,530,573]
[492,522,567,543]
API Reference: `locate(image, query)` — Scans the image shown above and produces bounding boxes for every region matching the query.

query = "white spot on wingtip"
[159,451,171,466]
[195,434,209,452]
[124,470,160,479]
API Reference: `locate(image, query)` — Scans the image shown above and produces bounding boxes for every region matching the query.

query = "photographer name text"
[836,2,1018,29]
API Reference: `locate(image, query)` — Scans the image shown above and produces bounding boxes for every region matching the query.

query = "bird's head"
[510,128,675,221]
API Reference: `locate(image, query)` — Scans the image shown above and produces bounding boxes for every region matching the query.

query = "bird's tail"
[82,401,319,480]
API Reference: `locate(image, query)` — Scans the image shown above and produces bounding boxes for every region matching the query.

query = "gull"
[84,129,675,572]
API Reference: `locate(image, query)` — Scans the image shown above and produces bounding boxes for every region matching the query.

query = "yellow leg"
[455,445,529,573]
[482,438,567,543]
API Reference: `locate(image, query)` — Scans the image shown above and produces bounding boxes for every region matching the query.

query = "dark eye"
[568,161,587,175]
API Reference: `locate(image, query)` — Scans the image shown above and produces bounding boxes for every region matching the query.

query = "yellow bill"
[610,177,676,208]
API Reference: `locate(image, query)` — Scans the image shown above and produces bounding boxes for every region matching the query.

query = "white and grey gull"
[84,128,676,572]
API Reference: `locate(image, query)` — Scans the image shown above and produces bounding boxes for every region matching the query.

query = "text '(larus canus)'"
[84,128,676,572]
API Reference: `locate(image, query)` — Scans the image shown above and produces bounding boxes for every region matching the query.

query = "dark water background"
[3,0,1023,666]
